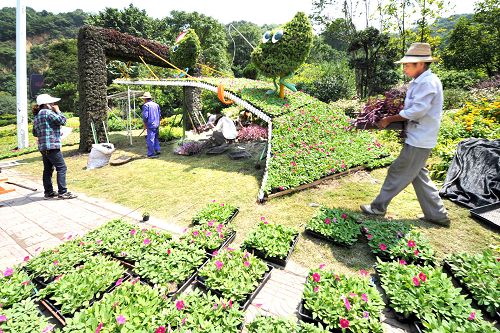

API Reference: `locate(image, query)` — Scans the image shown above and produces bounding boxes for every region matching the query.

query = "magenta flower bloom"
[21,280,30,286]
[244,261,250,267]
[215,260,224,270]
[53,260,59,266]
[341,213,347,219]
[42,325,54,333]
[3,268,13,277]
[212,250,219,256]
[343,297,351,311]
[206,231,212,237]
[208,220,214,227]
[96,239,102,245]
[115,278,123,287]
[95,322,104,333]
[244,252,250,259]
[379,243,387,251]
[143,238,151,245]
[367,234,373,240]
[176,300,185,310]
[468,311,476,321]
[167,248,172,255]
[23,256,30,262]
[263,221,269,224]
[193,231,199,237]
[324,217,331,224]
[155,327,166,333]
[227,247,235,252]
[319,263,326,269]
[412,277,420,287]
[339,318,350,328]
[399,259,407,265]
[312,272,320,282]
[260,216,266,221]
[408,240,416,248]
[220,203,225,207]
[213,303,218,309]
[116,315,126,325]
[363,311,370,318]
[130,229,137,236]
[418,272,427,282]
[228,300,233,308]
[313,286,319,292]
[0,315,7,322]
[414,249,420,256]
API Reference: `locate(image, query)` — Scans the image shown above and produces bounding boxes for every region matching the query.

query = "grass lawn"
[5,130,499,275]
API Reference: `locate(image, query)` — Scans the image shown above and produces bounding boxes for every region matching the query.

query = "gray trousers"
[371,144,448,220]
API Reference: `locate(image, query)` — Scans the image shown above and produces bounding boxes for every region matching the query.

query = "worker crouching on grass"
[206,109,238,146]
[360,43,450,227]
[32,94,77,200]
[141,92,161,158]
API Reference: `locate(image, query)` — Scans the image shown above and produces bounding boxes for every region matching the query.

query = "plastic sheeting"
[440,138,500,209]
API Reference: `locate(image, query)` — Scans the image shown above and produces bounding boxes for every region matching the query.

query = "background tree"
[226,21,262,77]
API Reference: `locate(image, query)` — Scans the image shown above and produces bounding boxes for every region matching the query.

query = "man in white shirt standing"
[360,43,450,226]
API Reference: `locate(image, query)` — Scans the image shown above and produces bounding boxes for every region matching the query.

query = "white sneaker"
[360,204,386,216]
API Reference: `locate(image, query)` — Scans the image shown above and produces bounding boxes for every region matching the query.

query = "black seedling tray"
[305,228,357,247]
[470,202,500,230]
[297,299,338,332]
[205,231,237,255]
[196,263,273,311]
[192,208,239,226]
[26,261,86,289]
[242,233,299,269]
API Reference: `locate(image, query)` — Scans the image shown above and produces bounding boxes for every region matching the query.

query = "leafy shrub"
[237,124,268,141]
[474,74,500,89]
[443,88,469,110]
[355,87,407,128]
[0,265,34,307]
[159,126,183,142]
[159,114,182,127]
[330,98,363,117]
[0,113,16,127]
[171,29,201,70]
[433,66,487,90]
[0,92,15,116]
[304,76,350,103]
[192,201,238,225]
[242,62,258,80]
[242,220,298,259]
[0,299,53,333]
[107,114,126,131]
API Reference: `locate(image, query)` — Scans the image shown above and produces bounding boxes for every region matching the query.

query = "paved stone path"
[0,168,411,332]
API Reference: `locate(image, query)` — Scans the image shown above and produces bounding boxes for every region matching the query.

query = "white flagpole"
[16,0,29,148]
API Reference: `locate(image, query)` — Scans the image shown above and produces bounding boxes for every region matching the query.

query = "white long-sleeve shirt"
[399,69,444,149]
[214,116,237,139]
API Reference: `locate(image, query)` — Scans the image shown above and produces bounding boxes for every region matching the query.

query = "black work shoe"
[44,192,57,200]
[58,192,77,199]
[147,155,159,159]
[155,151,161,155]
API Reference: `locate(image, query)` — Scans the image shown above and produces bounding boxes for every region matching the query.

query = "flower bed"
[160,289,245,332]
[247,315,329,332]
[133,242,207,296]
[376,261,496,331]
[0,266,34,308]
[444,249,500,318]
[37,255,126,316]
[362,219,411,257]
[386,229,435,265]
[24,239,91,284]
[305,207,361,247]
[192,201,239,225]
[62,281,170,332]
[300,268,385,332]
[180,221,236,253]
[0,299,53,333]
[197,248,271,307]
[241,218,299,267]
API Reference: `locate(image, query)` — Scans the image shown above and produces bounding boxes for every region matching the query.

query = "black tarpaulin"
[439,138,500,209]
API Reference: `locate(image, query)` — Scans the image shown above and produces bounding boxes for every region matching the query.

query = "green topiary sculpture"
[171,29,201,72]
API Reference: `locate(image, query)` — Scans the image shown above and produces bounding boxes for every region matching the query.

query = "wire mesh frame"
[106,89,142,145]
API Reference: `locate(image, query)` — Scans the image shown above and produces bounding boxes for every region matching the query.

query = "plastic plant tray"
[242,233,299,269]
[205,231,237,255]
[192,208,239,226]
[470,202,500,230]
[305,228,357,247]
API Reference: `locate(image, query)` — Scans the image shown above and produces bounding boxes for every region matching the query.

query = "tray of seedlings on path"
[246,315,330,332]
[305,207,361,247]
[180,220,236,255]
[1,265,35,308]
[0,298,54,333]
[241,217,299,268]
[191,201,239,226]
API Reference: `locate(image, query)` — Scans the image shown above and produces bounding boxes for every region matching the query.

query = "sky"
[3,0,477,26]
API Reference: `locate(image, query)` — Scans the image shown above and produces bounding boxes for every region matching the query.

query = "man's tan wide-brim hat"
[141,92,152,99]
[396,43,437,63]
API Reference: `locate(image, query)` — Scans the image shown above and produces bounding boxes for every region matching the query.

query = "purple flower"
[193,231,199,237]
[244,261,250,267]
[363,311,370,318]
[361,293,368,302]
[0,315,7,322]
[116,315,126,325]
[115,278,123,287]
[130,229,137,236]
[143,238,151,245]
[215,260,224,270]
[3,268,13,277]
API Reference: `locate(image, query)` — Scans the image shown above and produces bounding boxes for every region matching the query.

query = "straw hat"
[36,94,60,105]
[396,43,437,63]
[141,92,152,99]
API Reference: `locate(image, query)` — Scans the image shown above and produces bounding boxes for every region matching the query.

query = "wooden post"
[279,84,285,99]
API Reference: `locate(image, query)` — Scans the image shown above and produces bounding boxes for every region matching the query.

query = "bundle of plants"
[445,249,499,317]
[305,207,361,246]
[62,281,171,332]
[237,124,268,142]
[246,315,329,333]
[0,299,54,333]
[159,289,245,332]
[362,219,411,257]
[198,248,269,303]
[192,201,238,225]
[133,242,207,295]
[376,260,497,331]
[242,219,299,264]
[37,255,126,315]
[0,266,34,308]
[174,140,204,156]
[180,220,235,253]
[24,239,91,283]
[354,87,406,129]
[302,269,385,332]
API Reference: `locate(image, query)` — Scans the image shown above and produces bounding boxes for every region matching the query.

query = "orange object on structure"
[0,178,15,195]
[217,84,234,105]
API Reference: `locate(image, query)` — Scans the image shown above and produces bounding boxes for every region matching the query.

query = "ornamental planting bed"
[299,268,385,332]
[196,248,273,310]
[376,260,498,332]
[305,207,361,247]
[180,220,236,254]
[443,249,500,320]
[192,201,239,226]
[0,265,34,308]
[246,315,329,332]
[241,217,299,268]
[0,299,54,333]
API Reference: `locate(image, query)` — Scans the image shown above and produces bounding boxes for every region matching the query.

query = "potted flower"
[180,221,236,253]
[142,210,150,222]
[197,248,271,308]
[241,218,299,267]
[0,266,34,308]
[301,268,385,332]
[192,201,239,225]
[305,207,361,246]
[0,299,53,333]
[361,219,411,258]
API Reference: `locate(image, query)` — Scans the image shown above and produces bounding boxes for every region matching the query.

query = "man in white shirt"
[361,43,449,226]
[210,111,238,145]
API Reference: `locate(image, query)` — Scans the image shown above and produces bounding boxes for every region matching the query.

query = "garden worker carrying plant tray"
[360,43,449,226]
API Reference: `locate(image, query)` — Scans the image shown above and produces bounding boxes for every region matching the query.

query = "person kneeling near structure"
[360,43,450,226]
[208,110,238,146]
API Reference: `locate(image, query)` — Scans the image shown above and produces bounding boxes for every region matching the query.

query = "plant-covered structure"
[171,29,201,70]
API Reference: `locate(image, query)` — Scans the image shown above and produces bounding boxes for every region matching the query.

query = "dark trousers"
[146,127,160,157]
[41,149,67,195]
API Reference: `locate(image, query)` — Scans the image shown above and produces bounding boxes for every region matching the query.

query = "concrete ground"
[0,168,411,332]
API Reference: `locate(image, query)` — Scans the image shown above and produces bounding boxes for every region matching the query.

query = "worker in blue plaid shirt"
[32,94,77,199]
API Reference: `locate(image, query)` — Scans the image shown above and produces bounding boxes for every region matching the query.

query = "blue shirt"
[32,109,67,151]
[141,100,161,129]
[400,69,444,149]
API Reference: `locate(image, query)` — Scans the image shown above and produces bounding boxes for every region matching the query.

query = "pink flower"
[361,293,368,302]
[363,311,370,318]
[343,297,351,311]
[319,263,326,269]
[115,278,123,287]
[167,248,171,255]
[359,269,368,277]
[367,234,373,240]
[3,268,13,277]
[53,260,59,266]
[193,231,199,237]
[213,303,218,309]
[176,300,185,310]
[228,300,233,308]
[212,250,219,256]
[312,272,320,282]
[220,203,225,207]
[341,213,347,219]
[399,260,407,265]
[96,240,102,245]
[340,318,350,328]
[227,247,235,252]
[95,322,104,333]
[413,277,420,287]
[143,238,151,245]
[130,229,137,235]
[408,240,416,248]
[324,217,331,224]
[54,275,63,281]
[264,221,268,225]
[155,327,166,333]
[211,199,216,203]
[244,261,250,267]
[418,272,427,282]
[206,231,212,237]
[313,286,319,293]
[291,161,297,167]
[379,243,387,251]
[0,315,6,322]
[208,220,214,227]
[414,249,420,256]
[42,325,54,333]
[21,280,30,286]
[116,315,126,325]
[260,216,266,221]
[468,311,476,321]
[23,256,30,262]
[244,252,250,258]
[215,260,224,270]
